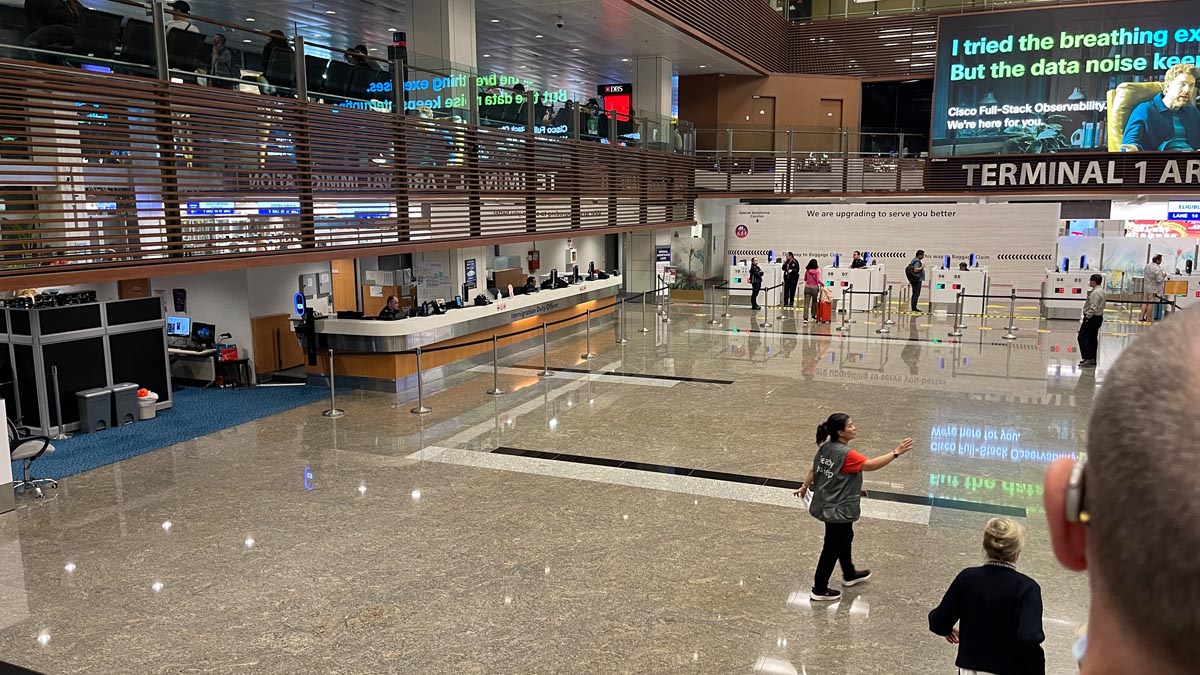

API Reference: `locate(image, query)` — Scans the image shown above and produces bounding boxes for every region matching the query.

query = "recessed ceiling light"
[243,39,252,43]
[520,65,528,69]
[324,9,335,14]
[482,54,491,58]
[490,18,500,23]
[369,47,377,51]
[698,64,707,68]
[245,17,255,21]
[535,34,543,38]
[572,48,580,52]
[620,58,630,62]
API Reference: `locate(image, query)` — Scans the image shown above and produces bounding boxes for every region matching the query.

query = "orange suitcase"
[817,301,832,323]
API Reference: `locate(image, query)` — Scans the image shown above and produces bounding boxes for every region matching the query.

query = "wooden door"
[818,98,844,153]
[251,314,304,375]
[330,258,357,312]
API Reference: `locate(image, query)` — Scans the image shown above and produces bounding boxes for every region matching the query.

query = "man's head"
[212,34,225,48]
[1090,273,1103,288]
[915,250,925,259]
[386,295,399,311]
[1153,254,1164,265]
[787,252,795,260]
[169,0,191,13]
[751,257,758,265]
[1045,310,1200,671]
[1163,64,1197,111]
[853,250,862,258]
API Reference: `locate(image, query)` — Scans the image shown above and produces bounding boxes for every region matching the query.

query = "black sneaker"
[809,588,842,602]
[843,570,872,587]
[1081,360,1097,368]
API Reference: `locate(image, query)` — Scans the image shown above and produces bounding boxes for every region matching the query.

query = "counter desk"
[296,276,623,392]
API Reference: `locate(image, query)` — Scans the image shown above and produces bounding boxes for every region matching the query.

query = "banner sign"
[930,154,1200,192]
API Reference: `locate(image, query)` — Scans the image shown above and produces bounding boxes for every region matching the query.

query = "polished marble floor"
[0,299,1147,674]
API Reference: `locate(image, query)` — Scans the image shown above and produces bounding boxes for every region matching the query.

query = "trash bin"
[110,382,139,426]
[137,390,159,420]
[77,388,113,433]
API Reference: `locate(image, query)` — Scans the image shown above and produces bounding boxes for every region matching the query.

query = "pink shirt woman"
[805,268,822,287]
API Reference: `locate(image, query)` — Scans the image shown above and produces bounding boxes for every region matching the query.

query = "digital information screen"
[932,0,1200,157]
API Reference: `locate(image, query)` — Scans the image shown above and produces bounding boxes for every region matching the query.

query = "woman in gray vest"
[797,413,915,601]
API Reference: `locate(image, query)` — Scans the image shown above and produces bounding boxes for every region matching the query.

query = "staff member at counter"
[379,295,402,320]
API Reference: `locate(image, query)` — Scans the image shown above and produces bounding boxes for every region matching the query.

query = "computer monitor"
[192,322,216,346]
[166,316,191,337]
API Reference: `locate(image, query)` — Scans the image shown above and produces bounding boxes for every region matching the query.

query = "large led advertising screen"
[932,1,1200,157]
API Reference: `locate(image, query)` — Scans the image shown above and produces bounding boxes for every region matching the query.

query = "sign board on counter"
[1167,201,1200,222]
[465,258,478,290]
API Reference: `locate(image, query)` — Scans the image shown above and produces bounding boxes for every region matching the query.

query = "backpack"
[905,262,920,284]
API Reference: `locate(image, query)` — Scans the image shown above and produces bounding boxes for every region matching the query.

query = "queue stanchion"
[616,298,630,344]
[836,284,853,332]
[777,284,789,321]
[581,309,597,360]
[759,286,774,328]
[955,290,969,330]
[486,335,505,396]
[638,292,651,333]
[876,289,891,335]
[322,349,346,418]
[1002,290,1019,341]
[538,322,554,376]
[708,284,722,326]
[661,287,672,324]
[409,347,432,415]
[949,291,965,338]
[721,286,733,318]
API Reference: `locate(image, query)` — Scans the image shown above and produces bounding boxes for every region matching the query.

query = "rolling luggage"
[817,301,832,323]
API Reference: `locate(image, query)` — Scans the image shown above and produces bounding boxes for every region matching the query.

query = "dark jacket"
[1122,93,1200,151]
[749,263,764,285]
[929,564,1046,675]
[25,0,78,28]
[782,258,800,280]
[851,258,867,269]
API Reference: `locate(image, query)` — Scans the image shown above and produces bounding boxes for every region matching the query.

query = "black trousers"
[813,521,858,592]
[751,283,762,308]
[910,281,923,311]
[1078,316,1103,361]
[783,277,799,306]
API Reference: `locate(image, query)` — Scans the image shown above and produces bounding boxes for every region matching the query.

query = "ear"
[1044,458,1089,572]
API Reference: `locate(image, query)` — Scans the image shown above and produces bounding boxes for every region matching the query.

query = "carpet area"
[11,385,333,481]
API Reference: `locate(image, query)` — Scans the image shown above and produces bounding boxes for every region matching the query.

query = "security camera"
[555,16,564,29]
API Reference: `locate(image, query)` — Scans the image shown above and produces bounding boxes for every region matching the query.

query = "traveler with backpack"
[796,413,915,601]
[906,250,927,314]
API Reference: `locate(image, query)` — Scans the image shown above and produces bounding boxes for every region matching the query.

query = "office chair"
[73,9,124,61]
[7,419,57,498]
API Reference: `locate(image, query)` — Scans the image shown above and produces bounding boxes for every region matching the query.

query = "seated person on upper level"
[850,251,867,269]
[379,295,402,320]
[1121,64,1200,152]
[522,276,539,294]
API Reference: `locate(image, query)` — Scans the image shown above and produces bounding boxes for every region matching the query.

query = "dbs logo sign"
[735,224,749,239]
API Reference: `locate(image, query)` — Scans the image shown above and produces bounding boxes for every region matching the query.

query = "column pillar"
[407,0,477,72]
[633,57,673,147]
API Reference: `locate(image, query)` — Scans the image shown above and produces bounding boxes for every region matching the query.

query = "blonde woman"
[929,518,1045,675]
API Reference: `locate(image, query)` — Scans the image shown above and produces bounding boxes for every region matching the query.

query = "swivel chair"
[1107,82,1164,151]
[7,419,57,498]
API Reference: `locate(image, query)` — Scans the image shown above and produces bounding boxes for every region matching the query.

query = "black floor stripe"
[492,447,1026,518]
[509,364,734,385]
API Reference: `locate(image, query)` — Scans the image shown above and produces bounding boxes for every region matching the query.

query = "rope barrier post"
[708,284,722,326]
[777,282,788,320]
[661,287,672,324]
[836,284,852,332]
[639,292,651,333]
[955,290,969,330]
[50,365,71,440]
[721,286,733,318]
[949,291,964,338]
[759,286,773,328]
[323,349,346,418]
[616,298,630,344]
[486,335,505,396]
[876,289,891,334]
[538,322,554,376]
[581,309,597,360]
[1002,290,1019,341]
[409,347,432,415]
[847,286,857,324]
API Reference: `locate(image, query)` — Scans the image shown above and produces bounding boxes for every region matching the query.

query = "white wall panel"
[725,203,1061,289]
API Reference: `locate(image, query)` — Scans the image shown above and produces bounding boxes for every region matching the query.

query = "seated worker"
[379,295,402,320]
[959,262,970,272]
[851,251,867,269]
[522,276,539,294]
[1121,64,1200,152]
